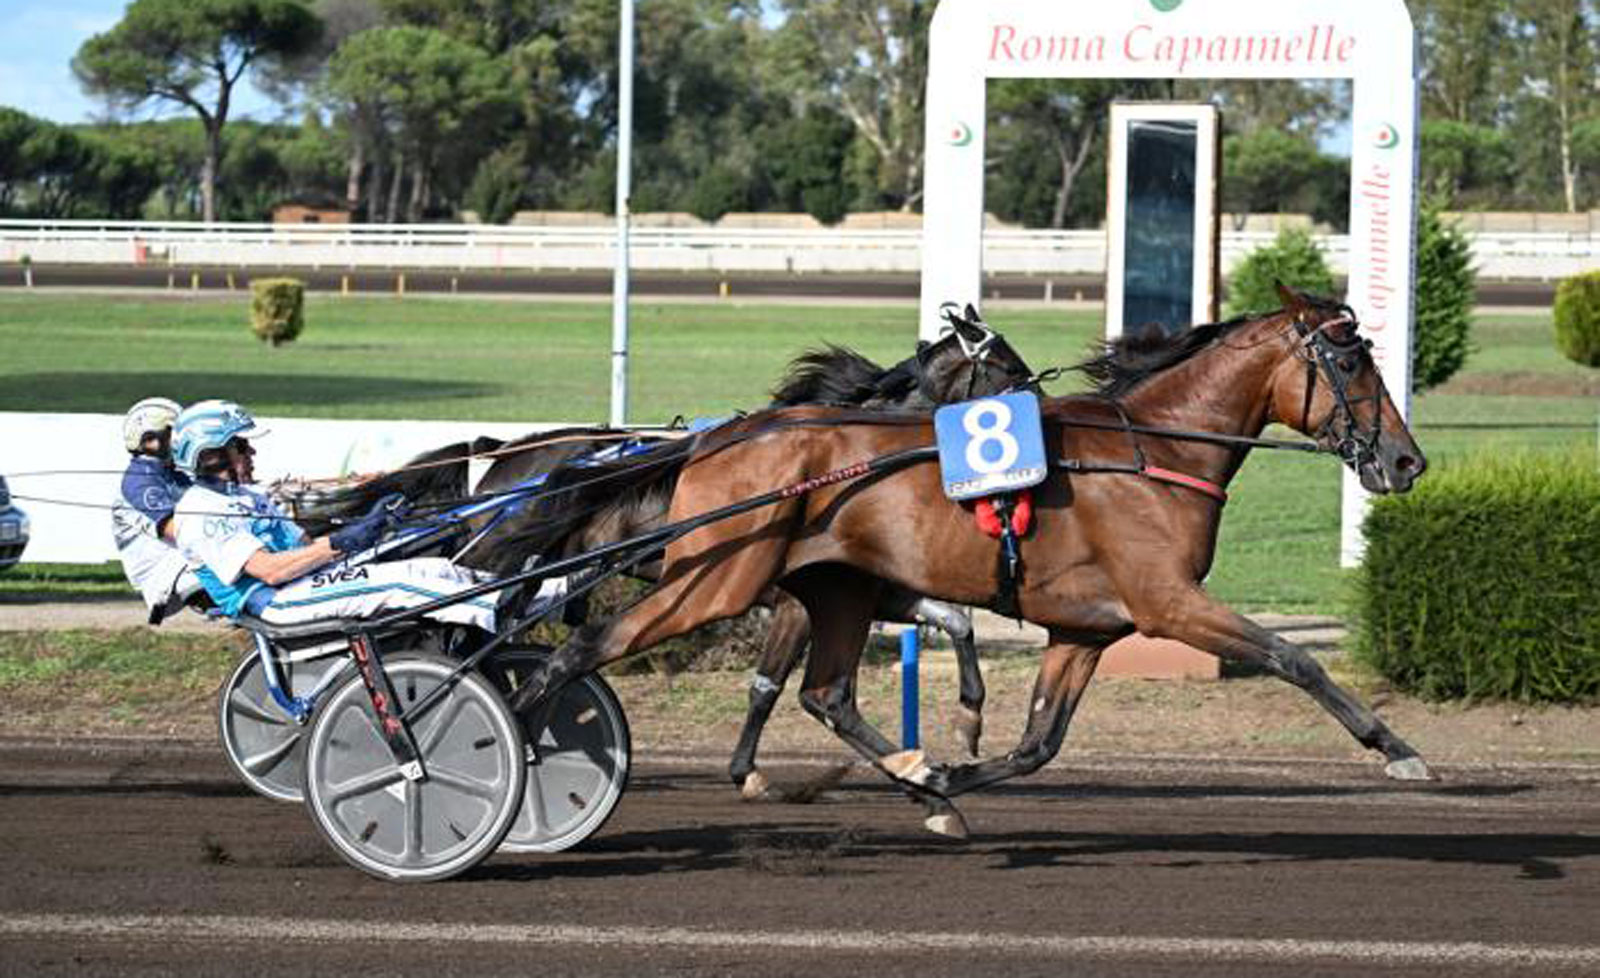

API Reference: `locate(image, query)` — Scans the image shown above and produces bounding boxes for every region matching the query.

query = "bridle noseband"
[1291,311,1384,471]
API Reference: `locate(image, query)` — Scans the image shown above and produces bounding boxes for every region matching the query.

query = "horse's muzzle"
[1359,443,1426,494]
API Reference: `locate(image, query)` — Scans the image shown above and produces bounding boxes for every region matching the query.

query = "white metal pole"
[609,0,635,428]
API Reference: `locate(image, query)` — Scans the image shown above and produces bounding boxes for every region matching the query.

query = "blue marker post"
[900,627,920,749]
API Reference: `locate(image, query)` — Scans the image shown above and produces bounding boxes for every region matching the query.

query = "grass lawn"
[1,292,1593,615]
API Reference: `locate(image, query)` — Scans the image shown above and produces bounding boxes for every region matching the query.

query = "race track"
[2,739,1597,977]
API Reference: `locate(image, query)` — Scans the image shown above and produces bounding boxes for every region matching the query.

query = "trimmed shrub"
[1223,227,1335,318]
[1354,449,1600,703]
[1412,203,1475,391]
[250,278,305,347]
[1553,269,1600,367]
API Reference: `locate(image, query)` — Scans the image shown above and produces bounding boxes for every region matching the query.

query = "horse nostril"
[1395,454,1418,472]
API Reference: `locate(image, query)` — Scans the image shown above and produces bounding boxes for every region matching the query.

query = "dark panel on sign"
[1122,119,1196,337]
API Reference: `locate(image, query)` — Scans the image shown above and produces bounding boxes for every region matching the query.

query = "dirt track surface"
[2,739,1597,977]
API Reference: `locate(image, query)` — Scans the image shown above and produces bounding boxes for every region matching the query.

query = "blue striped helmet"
[172,399,270,475]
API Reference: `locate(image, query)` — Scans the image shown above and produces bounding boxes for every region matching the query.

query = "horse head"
[1267,286,1426,494]
[917,304,1038,404]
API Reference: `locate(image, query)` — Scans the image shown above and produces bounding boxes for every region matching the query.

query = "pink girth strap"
[1143,465,1228,503]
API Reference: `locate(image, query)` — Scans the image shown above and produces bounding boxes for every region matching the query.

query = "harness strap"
[1142,465,1229,503]
[1054,459,1227,504]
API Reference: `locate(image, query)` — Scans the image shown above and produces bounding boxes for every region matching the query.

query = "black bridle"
[1291,310,1385,472]
[926,303,1042,401]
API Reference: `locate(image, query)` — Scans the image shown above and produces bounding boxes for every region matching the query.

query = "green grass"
[0,293,1101,422]
[0,629,238,695]
[1,293,1592,615]
[0,562,129,598]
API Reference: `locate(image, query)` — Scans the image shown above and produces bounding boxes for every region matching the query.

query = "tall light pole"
[609,0,635,428]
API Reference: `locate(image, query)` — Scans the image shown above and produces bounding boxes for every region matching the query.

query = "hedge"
[1354,449,1600,702]
[250,277,305,347]
[1553,269,1600,367]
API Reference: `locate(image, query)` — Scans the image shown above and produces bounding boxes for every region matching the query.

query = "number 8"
[963,400,1019,474]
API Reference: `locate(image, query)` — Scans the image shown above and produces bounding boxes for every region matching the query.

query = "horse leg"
[917,598,983,757]
[1137,587,1432,780]
[786,566,972,838]
[875,589,984,757]
[728,592,811,800]
[506,534,791,732]
[887,633,1106,801]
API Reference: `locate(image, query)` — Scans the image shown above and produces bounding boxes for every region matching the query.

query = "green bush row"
[1354,449,1600,703]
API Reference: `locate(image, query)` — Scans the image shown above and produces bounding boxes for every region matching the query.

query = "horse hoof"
[954,707,983,759]
[924,810,969,840]
[740,770,772,801]
[880,749,931,786]
[1385,756,1435,781]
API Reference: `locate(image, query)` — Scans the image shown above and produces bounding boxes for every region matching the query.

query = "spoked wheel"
[498,672,631,854]
[301,654,525,883]
[217,648,347,802]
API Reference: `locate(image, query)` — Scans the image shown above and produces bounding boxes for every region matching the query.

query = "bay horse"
[286,308,1038,800]
[466,307,1039,797]
[506,289,1432,837]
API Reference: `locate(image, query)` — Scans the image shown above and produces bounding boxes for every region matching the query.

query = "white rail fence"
[1,219,1595,280]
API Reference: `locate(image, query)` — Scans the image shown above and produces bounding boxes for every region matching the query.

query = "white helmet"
[172,399,270,475]
[122,397,182,454]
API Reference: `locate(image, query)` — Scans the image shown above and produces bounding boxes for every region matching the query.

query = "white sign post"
[919,0,1419,566]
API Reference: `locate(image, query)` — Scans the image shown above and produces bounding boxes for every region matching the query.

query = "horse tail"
[768,345,888,407]
[287,441,473,536]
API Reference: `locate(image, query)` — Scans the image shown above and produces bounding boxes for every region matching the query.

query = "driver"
[169,399,498,633]
[111,397,204,623]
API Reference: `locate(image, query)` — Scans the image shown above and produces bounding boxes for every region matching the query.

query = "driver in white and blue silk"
[111,397,204,623]
[169,399,499,633]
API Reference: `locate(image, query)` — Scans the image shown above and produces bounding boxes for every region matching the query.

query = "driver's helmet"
[122,397,182,454]
[172,400,270,475]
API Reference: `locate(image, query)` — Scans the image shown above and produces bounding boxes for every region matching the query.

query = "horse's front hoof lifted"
[880,749,932,786]
[740,770,772,801]
[954,706,983,759]
[924,809,969,840]
[1384,755,1435,781]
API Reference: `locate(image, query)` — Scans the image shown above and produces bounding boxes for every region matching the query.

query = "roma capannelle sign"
[919,0,1418,565]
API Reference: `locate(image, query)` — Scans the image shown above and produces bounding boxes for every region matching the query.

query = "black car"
[0,474,29,570]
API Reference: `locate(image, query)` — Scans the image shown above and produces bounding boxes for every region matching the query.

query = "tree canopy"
[3,0,1590,224]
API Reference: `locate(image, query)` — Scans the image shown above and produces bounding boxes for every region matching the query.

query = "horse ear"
[964,303,982,324]
[1275,281,1307,314]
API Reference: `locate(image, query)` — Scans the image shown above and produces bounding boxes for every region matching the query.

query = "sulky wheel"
[300,654,525,883]
[498,672,631,854]
[217,648,348,803]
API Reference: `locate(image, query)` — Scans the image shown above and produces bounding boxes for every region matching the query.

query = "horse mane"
[287,441,473,536]
[1077,294,1356,397]
[768,345,894,407]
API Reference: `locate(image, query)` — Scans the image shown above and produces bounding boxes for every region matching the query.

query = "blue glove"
[329,493,408,554]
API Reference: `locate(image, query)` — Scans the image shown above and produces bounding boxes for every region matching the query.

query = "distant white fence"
[1,413,568,564]
[1,218,1594,280]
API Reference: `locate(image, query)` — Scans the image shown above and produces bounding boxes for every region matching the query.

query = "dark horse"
[285,308,1038,801]
[465,307,1038,799]
[506,289,1432,837]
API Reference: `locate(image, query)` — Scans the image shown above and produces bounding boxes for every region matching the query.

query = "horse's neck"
[1121,332,1280,440]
